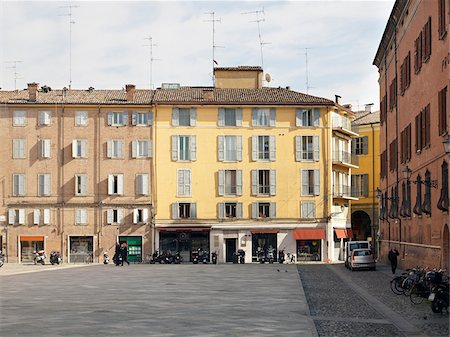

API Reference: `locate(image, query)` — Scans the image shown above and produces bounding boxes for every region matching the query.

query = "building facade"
[374,0,449,269]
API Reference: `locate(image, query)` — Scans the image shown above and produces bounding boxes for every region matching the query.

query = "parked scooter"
[237,249,245,264]
[199,248,209,264]
[192,249,199,264]
[0,250,4,268]
[33,250,46,265]
[174,251,183,264]
[257,247,266,264]
[267,246,275,264]
[211,251,218,264]
[103,252,109,264]
[278,249,285,264]
[50,251,62,265]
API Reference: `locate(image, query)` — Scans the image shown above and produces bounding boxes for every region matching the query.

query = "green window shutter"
[147,112,153,126]
[363,174,369,197]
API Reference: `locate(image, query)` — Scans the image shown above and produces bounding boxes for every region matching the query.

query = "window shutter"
[185,170,191,196]
[269,136,276,161]
[43,209,50,225]
[118,209,124,224]
[313,108,320,126]
[236,136,242,161]
[18,209,25,224]
[269,202,276,218]
[302,170,309,195]
[296,109,302,127]
[132,140,137,158]
[133,209,138,224]
[218,203,225,219]
[147,112,153,126]
[363,136,369,155]
[363,174,369,197]
[172,108,179,126]
[132,112,137,125]
[251,136,258,161]
[72,140,77,158]
[142,174,149,195]
[251,203,258,219]
[118,141,124,158]
[76,209,81,224]
[351,139,356,155]
[172,135,179,161]
[108,175,114,195]
[425,105,430,146]
[269,108,276,127]
[39,112,44,125]
[136,175,142,195]
[81,140,87,158]
[13,140,18,158]
[190,203,197,219]
[251,108,257,126]
[44,174,50,195]
[122,112,129,125]
[251,170,258,195]
[19,175,25,195]
[43,139,51,158]
[143,208,149,224]
[172,203,179,220]
[107,209,113,224]
[270,170,276,196]
[147,141,152,158]
[177,170,184,196]
[190,136,196,161]
[117,174,124,195]
[34,209,40,225]
[236,108,243,126]
[8,209,15,224]
[107,112,113,125]
[107,140,112,158]
[218,136,224,161]
[190,108,196,126]
[81,175,87,194]
[236,170,243,196]
[218,108,225,126]
[296,136,302,161]
[218,170,225,196]
[314,169,320,195]
[236,202,243,219]
[82,209,88,224]
[313,136,320,161]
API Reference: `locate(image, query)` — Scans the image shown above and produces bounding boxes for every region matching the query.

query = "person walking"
[388,247,399,274]
[113,243,121,266]
[120,242,130,266]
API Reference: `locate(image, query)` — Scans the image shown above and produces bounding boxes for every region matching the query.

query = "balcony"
[332,151,359,168]
[332,117,359,137]
[332,185,359,200]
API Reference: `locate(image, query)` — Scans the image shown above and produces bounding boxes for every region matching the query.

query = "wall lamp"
[443,135,450,157]
[375,187,398,200]
[402,166,438,189]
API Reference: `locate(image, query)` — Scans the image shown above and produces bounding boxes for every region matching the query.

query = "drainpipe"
[370,122,376,258]
[393,17,401,250]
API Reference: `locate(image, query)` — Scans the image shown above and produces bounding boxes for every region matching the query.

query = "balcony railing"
[333,184,361,198]
[332,151,359,166]
[332,116,351,130]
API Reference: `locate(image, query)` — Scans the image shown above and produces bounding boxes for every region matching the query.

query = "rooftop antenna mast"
[144,36,160,89]
[300,48,312,94]
[242,8,271,71]
[5,60,23,90]
[59,4,79,90]
[204,12,223,85]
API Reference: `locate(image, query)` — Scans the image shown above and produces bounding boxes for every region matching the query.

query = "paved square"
[0,264,317,337]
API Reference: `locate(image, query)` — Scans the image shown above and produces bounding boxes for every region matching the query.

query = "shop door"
[20,236,44,262]
[225,239,237,262]
[69,236,93,263]
[119,236,142,263]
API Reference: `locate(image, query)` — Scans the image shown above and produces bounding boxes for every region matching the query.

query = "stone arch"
[442,224,449,270]
[351,210,371,240]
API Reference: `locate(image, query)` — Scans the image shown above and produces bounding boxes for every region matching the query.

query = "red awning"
[293,229,325,240]
[335,229,354,239]
[20,236,45,242]
[158,228,210,232]
[251,230,279,234]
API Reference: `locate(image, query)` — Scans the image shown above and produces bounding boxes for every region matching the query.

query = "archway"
[442,224,449,270]
[351,210,371,240]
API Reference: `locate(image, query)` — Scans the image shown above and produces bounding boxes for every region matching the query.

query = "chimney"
[28,82,39,102]
[335,95,341,104]
[125,84,136,101]
[365,103,374,113]
[202,88,214,100]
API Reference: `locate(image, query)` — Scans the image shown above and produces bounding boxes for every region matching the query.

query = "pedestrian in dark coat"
[388,247,399,274]
[113,243,121,266]
[120,242,130,266]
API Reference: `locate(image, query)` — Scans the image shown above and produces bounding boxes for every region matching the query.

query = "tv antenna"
[59,4,79,90]
[144,36,160,89]
[299,48,312,94]
[5,60,23,90]
[204,12,224,85]
[242,8,271,71]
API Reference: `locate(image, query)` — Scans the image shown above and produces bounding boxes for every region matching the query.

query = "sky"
[0,0,394,110]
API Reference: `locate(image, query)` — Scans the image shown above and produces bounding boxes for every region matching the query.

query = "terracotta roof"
[214,66,263,72]
[352,110,380,125]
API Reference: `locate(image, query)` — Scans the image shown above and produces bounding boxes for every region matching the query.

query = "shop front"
[293,229,325,262]
[118,236,142,263]
[251,230,278,262]
[159,229,210,262]
[20,236,45,263]
[334,228,354,261]
[69,236,93,263]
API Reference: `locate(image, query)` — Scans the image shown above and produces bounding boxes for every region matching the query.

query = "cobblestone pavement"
[298,264,449,337]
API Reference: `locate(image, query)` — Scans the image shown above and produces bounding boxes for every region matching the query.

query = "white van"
[344,241,371,269]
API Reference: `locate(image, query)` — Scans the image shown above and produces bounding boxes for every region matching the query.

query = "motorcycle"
[278,249,285,264]
[50,251,62,265]
[33,250,46,265]
[174,251,183,264]
[199,249,209,264]
[237,249,245,264]
[430,282,449,313]
[211,251,217,264]
[103,252,109,264]
[257,247,266,264]
[267,246,275,264]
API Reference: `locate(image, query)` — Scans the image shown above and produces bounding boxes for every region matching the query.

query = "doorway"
[225,238,237,262]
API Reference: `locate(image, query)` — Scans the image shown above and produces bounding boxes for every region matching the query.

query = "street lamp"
[375,187,398,200]
[403,165,438,189]
[443,135,450,157]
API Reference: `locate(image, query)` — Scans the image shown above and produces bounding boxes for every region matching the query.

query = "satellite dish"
[265,73,271,82]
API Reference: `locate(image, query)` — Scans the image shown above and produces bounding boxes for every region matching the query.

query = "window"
[72,140,88,158]
[296,108,320,127]
[132,112,153,126]
[75,175,87,195]
[301,201,316,219]
[40,139,51,158]
[251,202,276,219]
[108,174,124,195]
[172,135,196,161]
[218,170,242,196]
[218,108,242,127]
[389,139,398,172]
[75,111,88,126]
[106,140,124,159]
[415,105,430,152]
[172,202,197,219]
[12,139,26,159]
[75,208,88,225]
[132,140,152,158]
[38,174,51,196]
[333,171,350,197]
[8,209,25,225]
[107,209,124,224]
[381,150,388,179]
[351,174,369,197]
[439,0,447,39]
[177,169,191,197]
[422,17,432,63]
[414,31,423,73]
[34,209,50,225]
[107,112,128,126]
[252,108,276,127]
[218,136,242,162]
[301,169,320,196]
[252,169,276,196]
[136,174,149,196]
[400,52,411,95]
[13,174,26,196]
[252,135,275,161]
[389,77,397,111]
[380,96,387,125]
[38,111,51,125]
[400,124,412,163]
[439,86,448,135]
[172,108,196,126]
[218,202,243,219]
[296,136,319,161]
[13,111,26,126]
[133,208,149,224]
[353,136,368,155]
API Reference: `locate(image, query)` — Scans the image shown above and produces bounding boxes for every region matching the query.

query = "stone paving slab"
[0,264,317,337]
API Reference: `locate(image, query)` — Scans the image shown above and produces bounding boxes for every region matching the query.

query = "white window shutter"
[147,112,153,126]
[236,108,243,126]
[190,136,196,161]
[172,203,179,220]
[172,136,179,161]
[81,175,87,194]
[270,170,276,196]
[107,112,113,125]
[218,203,225,219]
[190,108,196,126]
[236,170,243,196]
[44,174,50,195]
[8,209,15,224]
[236,202,243,218]
[269,202,276,218]
[80,140,87,158]
[76,209,81,224]
[313,136,320,161]
[296,109,302,127]
[136,175,142,195]
[185,170,191,196]
[43,139,51,158]
[269,108,276,127]
[177,170,184,196]
[34,209,41,225]
[13,139,19,158]
[132,140,137,158]
[218,170,225,196]
[43,209,50,225]
[218,136,224,161]
[236,136,242,161]
[108,175,113,195]
[122,112,129,125]
[18,209,25,224]
[118,141,124,158]
[190,203,197,219]
[106,209,113,224]
[314,169,320,195]
[251,203,258,219]
[107,140,112,158]
[269,136,276,161]
[132,112,137,125]
[251,170,258,195]
[142,174,149,195]
[302,170,309,195]
[301,202,307,218]
[82,209,88,224]
[251,108,257,126]
[296,136,302,161]
[147,140,152,158]
[118,209,124,224]
[143,208,149,224]
[19,175,25,195]
[117,174,124,195]
[72,140,77,158]
[172,108,179,126]
[218,108,225,126]
[313,108,320,126]
[251,136,258,161]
